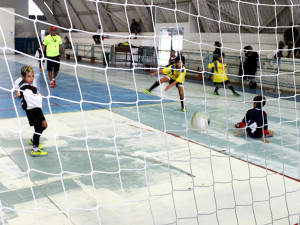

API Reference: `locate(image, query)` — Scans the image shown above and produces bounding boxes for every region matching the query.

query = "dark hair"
[253,95,266,109]
[218,52,225,58]
[175,55,185,64]
[215,41,221,47]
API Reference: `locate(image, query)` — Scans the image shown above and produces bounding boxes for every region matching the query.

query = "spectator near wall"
[283,22,299,58]
[130,19,141,39]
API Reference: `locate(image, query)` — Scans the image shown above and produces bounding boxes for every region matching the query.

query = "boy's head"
[175,55,185,67]
[253,95,266,109]
[21,66,34,84]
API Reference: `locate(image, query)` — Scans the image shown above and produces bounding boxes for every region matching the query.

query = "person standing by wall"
[283,22,299,58]
[42,26,64,88]
[92,25,103,44]
[130,19,141,39]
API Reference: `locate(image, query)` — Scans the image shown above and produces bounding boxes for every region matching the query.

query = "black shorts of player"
[47,56,60,72]
[214,80,230,85]
[26,108,45,127]
[169,78,183,87]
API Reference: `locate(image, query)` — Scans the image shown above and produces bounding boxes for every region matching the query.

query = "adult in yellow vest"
[42,26,64,88]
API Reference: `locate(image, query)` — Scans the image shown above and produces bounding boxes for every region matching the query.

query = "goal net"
[0,1,300,224]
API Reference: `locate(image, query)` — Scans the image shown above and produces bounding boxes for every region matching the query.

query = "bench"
[66,54,97,63]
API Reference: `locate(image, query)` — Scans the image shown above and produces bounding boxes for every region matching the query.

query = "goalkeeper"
[142,56,187,112]
[19,66,48,156]
[208,53,240,96]
[235,95,274,143]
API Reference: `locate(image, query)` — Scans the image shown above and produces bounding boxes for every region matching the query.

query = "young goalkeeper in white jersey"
[19,66,48,156]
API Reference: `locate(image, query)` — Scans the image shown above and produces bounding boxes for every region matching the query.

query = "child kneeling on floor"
[235,95,274,143]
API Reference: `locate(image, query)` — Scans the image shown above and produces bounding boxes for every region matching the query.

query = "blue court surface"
[0,59,174,119]
[0,56,300,224]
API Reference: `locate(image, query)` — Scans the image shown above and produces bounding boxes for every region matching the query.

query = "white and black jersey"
[240,108,268,138]
[19,81,43,110]
[14,77,37,95]
[19,81,44,127]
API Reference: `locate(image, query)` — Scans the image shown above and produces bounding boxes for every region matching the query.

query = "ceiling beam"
[259,6,288,32]
[192,0,218,32]
[96,3,117,32]
[130,0,154,32]
[207,2,256,33]
[79,0,99,29]
[105,11,128,27]
[31,0,60,26]
[55,0,86,30]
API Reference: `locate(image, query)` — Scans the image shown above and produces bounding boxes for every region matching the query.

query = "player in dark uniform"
[235,95,274,143]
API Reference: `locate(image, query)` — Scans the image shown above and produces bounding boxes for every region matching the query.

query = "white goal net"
[0,1,300,225]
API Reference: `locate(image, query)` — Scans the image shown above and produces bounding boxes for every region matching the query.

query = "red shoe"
[50,81,54,88]
[53,80,56,86]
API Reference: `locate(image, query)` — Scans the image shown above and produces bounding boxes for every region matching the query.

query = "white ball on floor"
[191,112,210,132]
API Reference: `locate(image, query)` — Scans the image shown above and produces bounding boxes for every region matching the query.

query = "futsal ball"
[190,112,210,131]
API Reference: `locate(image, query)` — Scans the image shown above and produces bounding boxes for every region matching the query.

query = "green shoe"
[142,89,151,95]
[181,107,187,112]
[31,149,47,157]
[29,139,44,149]
[213,91,219,95]
[233,92,240,97]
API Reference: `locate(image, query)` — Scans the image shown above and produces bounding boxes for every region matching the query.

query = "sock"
[32,145,39,152]
[180,98,184,108]
[214,86,219,93]
[149,81,159,92]
[229,86,236,93]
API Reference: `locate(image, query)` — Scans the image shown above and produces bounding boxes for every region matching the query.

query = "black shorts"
[26,108,45,127]
[47,56,60,72]
[214,80,230,85]
[169,78,183,87]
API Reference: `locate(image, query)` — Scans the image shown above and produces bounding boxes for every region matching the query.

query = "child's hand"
[234,129,243,136]
[14,93,19,98]
[261,137,269,143]
[150,72,156,77]
[40,93,45,97]
[165,86,170,91]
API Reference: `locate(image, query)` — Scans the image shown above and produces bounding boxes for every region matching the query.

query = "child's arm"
[14,90,19,98]
[261,111,273,143]
[23,89,43,109]
[207,62,215,70]
[151,69,164,77]
[234,117,246,136]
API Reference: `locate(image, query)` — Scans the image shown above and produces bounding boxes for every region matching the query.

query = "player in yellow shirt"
[208,53,240,96]
[42,26,64,88]
[142,56,187,111]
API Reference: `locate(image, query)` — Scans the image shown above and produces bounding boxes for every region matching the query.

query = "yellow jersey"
[162,64,186,84]
[208,60,229,83]
[43,34,62,57]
